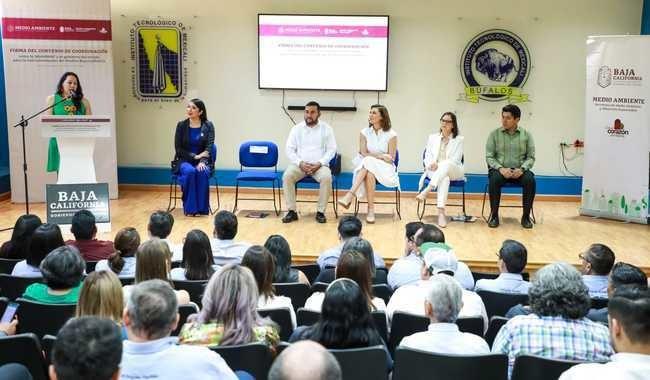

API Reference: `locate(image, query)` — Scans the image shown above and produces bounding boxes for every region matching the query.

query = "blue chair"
[416,151,467,221]
[481,182,536,223]
[167,144,220,213]
[294,153,342,217]
[233,141,282,216]
[354,150,401,220]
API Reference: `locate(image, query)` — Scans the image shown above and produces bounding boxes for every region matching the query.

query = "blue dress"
[179,127,211,215]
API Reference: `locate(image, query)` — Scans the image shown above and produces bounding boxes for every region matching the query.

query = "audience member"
[387,244,488,331]
[268,341,342,380]
[306,250,386,312]
[66,209,114,261]
[123,239,190,305]
[22,246,85,304]
[147,210,182,260]
[0,214,41,259]
[0,363,31,380]
[586,262,647,325]
[121,280,237,379]
[579,243,615,298]
[474,239,530,294]
[179,264,279,348]
[211,211,251,265]
[264,235,310,285]
[492,262,613,378]
[75,270,124,324]
[170,229,217,281]
[242,245,297,328]
[316,216,385,270]
[95,227,140,278]
[559,286,650,380]
[289,278,392,369]
[11,223,64,277]
[387,221,424,289]
[0,313,18,337]
[50,316,122,380]
[315,237,387,284]
[399,274,489,354]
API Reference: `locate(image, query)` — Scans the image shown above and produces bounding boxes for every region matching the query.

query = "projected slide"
[258,15,389,91]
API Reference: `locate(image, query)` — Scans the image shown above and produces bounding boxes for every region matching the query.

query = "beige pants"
[282,164,332,213]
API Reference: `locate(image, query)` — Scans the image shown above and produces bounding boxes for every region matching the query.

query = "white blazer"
[423,133,464,169]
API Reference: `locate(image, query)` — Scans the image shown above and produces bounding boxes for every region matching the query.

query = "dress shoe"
[521,216,533,229]
[315,212,327,224]
[282,210,299,223]
[337,192,354,209]
[488,215,500,228]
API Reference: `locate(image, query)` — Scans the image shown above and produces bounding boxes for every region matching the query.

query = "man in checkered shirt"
[492,262,613,378]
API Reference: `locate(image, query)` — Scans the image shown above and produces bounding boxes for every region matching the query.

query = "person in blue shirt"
[579,243,615,299]
[475,239,530,295]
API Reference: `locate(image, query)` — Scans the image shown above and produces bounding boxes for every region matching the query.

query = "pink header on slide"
[259,24,387,38]
[2,17,111,40]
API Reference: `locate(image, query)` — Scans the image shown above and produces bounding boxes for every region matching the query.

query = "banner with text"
[0,0,118,202]
[581,36,649,224]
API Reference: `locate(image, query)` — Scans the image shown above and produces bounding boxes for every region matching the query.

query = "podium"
[41,115,111,184]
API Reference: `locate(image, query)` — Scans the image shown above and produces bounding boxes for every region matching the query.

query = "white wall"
[110,0,643,176]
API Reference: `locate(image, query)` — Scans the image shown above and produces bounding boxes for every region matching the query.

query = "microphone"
[68,90,77,100]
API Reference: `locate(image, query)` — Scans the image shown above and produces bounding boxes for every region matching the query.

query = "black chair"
[481,182,536,223]
[168,143,221,214]
[0,258,21,274]
[456,316,485,337]
[85,260,98,273]
[354,150,402,220]
[258,307,294,342]
[172,280,207,306]
[41,335,57,367]
[171,303,200,336]
[274,283,310,310]
[392,347,508,380]
[329,345,389,380]
[590,297,608,309]
[416,153,468,221]
[211,342,274,380]
[291,264,320,284]
[15,298,75,338]
[372,283,392,304]
[372,311,389,345]
[485,316,509,348]
[388,312,430,355]
[310,281,328,294]
[0,333,48,380]
[477,290,529,319]
[511,354,588,380]
[295,153,342,217]
[0,274,43,300]
[296,307,321,327]
[0,297,7,312]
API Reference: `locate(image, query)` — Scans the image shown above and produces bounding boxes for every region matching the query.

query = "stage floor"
[1,187,648,274]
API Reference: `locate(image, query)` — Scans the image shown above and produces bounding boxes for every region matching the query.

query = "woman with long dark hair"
[0,214,42,259]
[170,229,216,281]
[174,98,215,216]
[263,235,309,285]
[46,72,92,173]
[11,223,65,277]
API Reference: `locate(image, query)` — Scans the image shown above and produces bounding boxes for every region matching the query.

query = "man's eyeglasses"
[440,119,454,125]
[578,253,590,263]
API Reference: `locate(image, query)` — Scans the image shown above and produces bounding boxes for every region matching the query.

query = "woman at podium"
[45,72,92,173]
[174,99,215,216]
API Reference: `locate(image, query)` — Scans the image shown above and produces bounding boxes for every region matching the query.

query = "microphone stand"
[0,95,73,232]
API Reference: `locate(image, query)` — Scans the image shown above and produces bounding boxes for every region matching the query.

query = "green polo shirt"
[22,282,81,304]
[485,126,535,171]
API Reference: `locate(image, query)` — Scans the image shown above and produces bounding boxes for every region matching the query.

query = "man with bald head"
[269,341,341,380]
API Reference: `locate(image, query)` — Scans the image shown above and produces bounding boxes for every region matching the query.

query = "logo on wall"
[596,66,642,88]
[606,119,630,137]
[129,19,189,102]
[458,29,531,103]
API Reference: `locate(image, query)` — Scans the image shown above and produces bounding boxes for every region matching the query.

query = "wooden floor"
[1,186,648,273]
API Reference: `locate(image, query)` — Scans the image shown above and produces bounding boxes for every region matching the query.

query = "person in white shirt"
[211,210,251,266]
[560,286,650,380]
[579,243,615,299]
[95,227,140,278]
[282,101,337,224]
[386,222,424,290]
[399,274,490,354]
[475,239,530,295]
[316,216,386,270]
[147,210,183,262]
[387,244,488,333]
[242,245,297,328]
[11,223,64,278]
[169,229,218,281]
[415,112,465,228]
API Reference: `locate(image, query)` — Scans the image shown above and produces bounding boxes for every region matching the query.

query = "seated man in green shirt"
[485,104,536,229]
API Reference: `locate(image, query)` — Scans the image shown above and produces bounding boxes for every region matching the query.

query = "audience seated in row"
[474,239,530,294]
[398,274,490,355]
[316,216,386,270]
[242,245,297,328]
[315,237,387,285]
[178,264,280,349]
[579,243,615,299]
[75,270,124,327]
[147,210,180,259]
[95,227,141,278]
[306,250,387,313]
[171,229,218,281]
[387,242,488,331]
[211,211,252,265]
[22,245,85,304]
[66,209,114,261]
[264,234,310,285]
[0,214,42,260]
[11,223,65,277]
[269,340,342,380]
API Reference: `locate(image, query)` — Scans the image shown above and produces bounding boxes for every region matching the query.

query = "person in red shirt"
[66,210,114,261]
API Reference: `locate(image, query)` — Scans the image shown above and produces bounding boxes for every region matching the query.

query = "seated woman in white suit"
[416,112,464,228]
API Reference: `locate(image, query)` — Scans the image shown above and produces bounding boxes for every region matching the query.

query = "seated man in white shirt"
[387,224,474,290]
[386,221,424,289]
[211,210,251,266]
[560,286,650,380]
[474,239,530,294]
[147,210,183,262]
[282,101,337,224]
[316,216,386,270]
[387,244,488,332]
[579,243,615,299]
[399,274,490,355]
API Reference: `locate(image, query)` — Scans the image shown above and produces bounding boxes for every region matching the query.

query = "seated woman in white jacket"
[416,112,464,228]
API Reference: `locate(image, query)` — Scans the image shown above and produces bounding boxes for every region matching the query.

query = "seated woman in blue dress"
[174,99,215,216]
